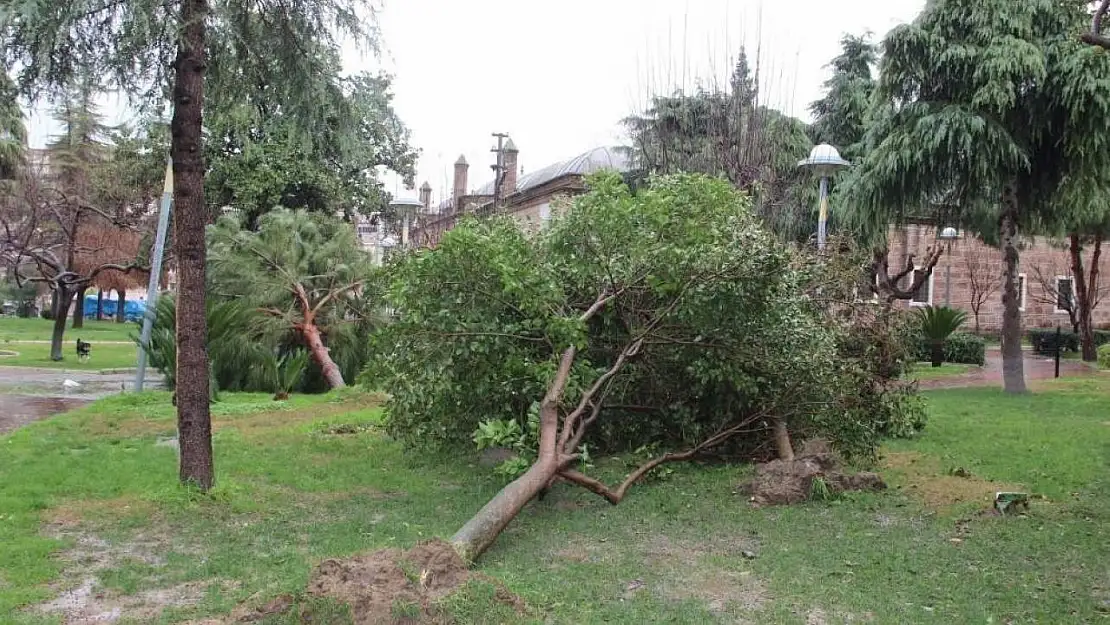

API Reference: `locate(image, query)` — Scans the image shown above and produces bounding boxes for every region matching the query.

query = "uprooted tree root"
[226,540,524,625]
[741,451,886,506]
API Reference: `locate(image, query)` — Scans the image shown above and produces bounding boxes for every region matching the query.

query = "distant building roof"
[474,145,630,196]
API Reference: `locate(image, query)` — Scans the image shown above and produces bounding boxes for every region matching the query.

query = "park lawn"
[1,383,1108,624]
[0,341,140,371]
[0,317,140,343]
[907,362,976,381]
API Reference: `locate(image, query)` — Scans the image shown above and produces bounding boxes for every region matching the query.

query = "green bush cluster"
[914,333,986,366]
[365,173,925,464]
[1028,328,1110,355]
[1099,344,1110,370]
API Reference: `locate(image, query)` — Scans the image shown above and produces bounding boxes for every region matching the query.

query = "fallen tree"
[367,173,922,562]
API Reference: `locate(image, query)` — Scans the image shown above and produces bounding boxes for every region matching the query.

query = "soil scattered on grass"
[301,539,524,625]
[740,450,886,506]
[882,451,1020,510]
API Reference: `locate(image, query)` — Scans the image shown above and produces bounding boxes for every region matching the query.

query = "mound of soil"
[303,539,521,625]
[741,451,886,506]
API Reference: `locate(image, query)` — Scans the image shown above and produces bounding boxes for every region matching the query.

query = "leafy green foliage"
[265,350,310,399]
[368,172,923,464]
[1028,328,1110,355]
[138,296,270,394]
[0,69,25,180]
[916,306,968,341]
[915,333,987,366]
[1099,344,1110,369]
[809,32,878,162]
[843,0,1110,244]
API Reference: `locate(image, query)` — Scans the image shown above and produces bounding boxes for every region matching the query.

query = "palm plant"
[265,349,310,400]
[916,306,968,367]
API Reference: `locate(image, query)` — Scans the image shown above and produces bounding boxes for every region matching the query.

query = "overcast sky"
[26,0,926,206]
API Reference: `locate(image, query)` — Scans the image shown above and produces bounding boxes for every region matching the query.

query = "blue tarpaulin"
[82,295,146,322]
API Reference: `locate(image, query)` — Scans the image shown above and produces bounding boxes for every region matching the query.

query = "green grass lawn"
[0,317,140,343]
[0,341,140,370]
[907,362,976,380]
[1,382,1108,624]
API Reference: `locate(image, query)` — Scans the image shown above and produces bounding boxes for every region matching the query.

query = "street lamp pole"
[940,226,959,306]
[799,144,851,251]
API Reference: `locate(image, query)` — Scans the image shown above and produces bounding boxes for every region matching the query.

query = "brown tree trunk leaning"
[171,0,214,491]
[999,186,1027,394]
[72,288,84,328]
[299,320,346,389]
[770,417,794,461]
[115,287,126,323]
[50,286,73,361]
[1071,233,1098,362]
[96,289,104,320]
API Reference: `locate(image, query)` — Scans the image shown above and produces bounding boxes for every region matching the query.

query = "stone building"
[410,142,630,248]
[886,223,1110,332]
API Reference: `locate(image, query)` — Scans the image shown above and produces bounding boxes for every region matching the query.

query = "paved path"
[0,366,164,434]
[917,348,1099,390]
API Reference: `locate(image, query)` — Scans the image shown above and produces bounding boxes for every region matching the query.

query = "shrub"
[915,306,968,367]
[1099,344,1110,370]
[1028,328,1079,355]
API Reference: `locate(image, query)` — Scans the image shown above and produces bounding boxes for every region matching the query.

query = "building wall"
[887,223,1110,332]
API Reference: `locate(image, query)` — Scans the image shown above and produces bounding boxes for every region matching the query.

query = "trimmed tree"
[845,0,1110,394]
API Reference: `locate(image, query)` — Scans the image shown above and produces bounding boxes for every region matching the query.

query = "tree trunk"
[999,186,1027,394]
[299,321,346,389]
[771,417,794,461]
[930,340,944,367]
[50,286,73,361]
[115,287,126,323]
[96,289,104,320]
[1071,233,1098,362]
[72,288,84,328]
[171,0,213,491]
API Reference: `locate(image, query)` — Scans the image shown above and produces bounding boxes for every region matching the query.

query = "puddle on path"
[0,395,89,434]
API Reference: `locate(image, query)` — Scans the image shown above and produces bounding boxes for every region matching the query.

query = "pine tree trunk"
[50,286,73,361]
[999,186,1027,394]
[171,0,213,491]
[1071,233,1098,362]
[115,287,126,323]
[930,340,944,367]
[299,321,346,389]
[96,289,104,320]
[72,288,84,328]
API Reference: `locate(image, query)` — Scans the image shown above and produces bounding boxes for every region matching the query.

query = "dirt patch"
[740,453,886,506]
[299,539,523,625]
[882,451,1020,510]
[0,394,90,434]
[45,495,157,528]
[37,578,212,624]
[659,568,768,614]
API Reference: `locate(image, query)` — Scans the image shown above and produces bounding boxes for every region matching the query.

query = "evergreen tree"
[845,0,1110,394]
[0,70,24,180]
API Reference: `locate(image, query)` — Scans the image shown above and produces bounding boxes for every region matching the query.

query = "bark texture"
[300,321,346,389]
[115,287,126,323]
[172,0,214,491]
[96,289,104,320]
[1070,234,1101,362]
[49,286,72,361]
[999,185,1027,394]
[72,288,84,328]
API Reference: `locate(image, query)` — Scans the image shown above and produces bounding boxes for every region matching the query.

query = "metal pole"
[817,175,829,251]
[1054,325,1062,379]
[135,158,174,392]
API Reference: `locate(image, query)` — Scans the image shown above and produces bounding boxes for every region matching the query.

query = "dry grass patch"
[882,451,1020,511]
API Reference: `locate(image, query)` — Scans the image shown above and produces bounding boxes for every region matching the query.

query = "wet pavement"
[0,395,91,434]
[0,366,164,434]
[916,348,1099,390]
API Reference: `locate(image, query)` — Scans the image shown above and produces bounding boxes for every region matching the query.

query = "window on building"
[1017,273,1026,311]
[1055,276,1075,312]
[910,268,933,306]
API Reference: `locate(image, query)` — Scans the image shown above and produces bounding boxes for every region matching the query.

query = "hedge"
[915,333,986,366]
[1028,328,1110,356]
[1099,344,1110,370]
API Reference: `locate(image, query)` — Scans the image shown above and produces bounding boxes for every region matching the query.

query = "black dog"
[76,339,91,362]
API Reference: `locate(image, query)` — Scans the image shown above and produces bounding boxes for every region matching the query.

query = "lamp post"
[939,226,959,306]
[798,144,851,251]
[134,157,174,392]
[388,196,425,250]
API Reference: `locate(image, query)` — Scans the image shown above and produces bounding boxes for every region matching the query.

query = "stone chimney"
[419,181,432,211]
[499,138,519,198]
[452,155,468,212]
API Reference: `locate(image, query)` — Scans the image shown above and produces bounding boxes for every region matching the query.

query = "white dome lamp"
[388,195,425,249]
[798,144,851,251]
